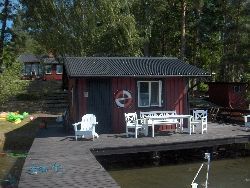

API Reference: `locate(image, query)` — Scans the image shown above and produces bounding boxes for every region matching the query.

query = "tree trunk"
[180,0,187,60]
[0,0,10,68]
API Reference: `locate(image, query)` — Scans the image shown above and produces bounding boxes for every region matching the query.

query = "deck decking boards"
[18,122,250,187]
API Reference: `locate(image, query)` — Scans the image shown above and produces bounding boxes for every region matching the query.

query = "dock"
[18,122,250,187]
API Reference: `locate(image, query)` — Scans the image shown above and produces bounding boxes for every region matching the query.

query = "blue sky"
[0,0,20,28]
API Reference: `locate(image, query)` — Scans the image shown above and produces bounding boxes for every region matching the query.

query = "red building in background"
[18,54,63,81]
[208,82,249,109]
[42,57,63,81]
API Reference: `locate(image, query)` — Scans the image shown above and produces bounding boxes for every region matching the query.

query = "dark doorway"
[87,79,112,134]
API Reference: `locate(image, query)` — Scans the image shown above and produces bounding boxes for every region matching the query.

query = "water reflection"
[109,157,250,188]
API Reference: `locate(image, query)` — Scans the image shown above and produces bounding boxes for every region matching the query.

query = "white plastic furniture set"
[72,114,99,141]
[71,110,209,140]
[125,110,208,138]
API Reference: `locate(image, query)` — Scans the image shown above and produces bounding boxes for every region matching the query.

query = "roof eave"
[68,74,211,78]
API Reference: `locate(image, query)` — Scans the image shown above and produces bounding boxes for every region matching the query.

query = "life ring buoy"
[115,90,132,108]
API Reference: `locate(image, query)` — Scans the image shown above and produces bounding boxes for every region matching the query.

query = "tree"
[0,0,10,68]
[19,0,142,57]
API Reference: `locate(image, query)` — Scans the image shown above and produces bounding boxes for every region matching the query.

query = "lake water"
[0,152,25,187]
[109,157,250,188]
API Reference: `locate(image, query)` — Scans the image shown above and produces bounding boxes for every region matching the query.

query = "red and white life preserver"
[115,90,132,108]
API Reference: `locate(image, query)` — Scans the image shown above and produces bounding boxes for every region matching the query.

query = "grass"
[0,117,39,152]
[0,117,40,187]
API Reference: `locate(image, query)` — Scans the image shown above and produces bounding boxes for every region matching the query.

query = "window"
[45,65,52,74]
[31,64,39,75]
[137,81,162,107]
[56,65,63,74]
[233,85,241,93]
[24,64,31,75]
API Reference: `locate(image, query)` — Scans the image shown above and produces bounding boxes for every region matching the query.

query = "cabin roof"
[18,54,40,63]
[64,57,211,77]
[43,58,62,64]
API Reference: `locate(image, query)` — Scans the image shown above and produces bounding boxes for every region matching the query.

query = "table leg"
[180,118,183,133]
[152,122,155,137]
[188,117,191,135]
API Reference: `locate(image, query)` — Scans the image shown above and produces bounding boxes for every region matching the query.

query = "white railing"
[191,153,211,188]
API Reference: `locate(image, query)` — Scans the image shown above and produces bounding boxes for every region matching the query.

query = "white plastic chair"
[124,112,148,138]
[244,115,250,131]
[72,114,99,141]
[191,110,208,134]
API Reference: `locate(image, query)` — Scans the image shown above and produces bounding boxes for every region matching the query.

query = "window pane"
[151,82,159,106]
[31,64,39,75]
[45,65,52,74]
[56,65,63,74]
[139,82,149,106]
[38,65,43,75]
[25,64,31,75]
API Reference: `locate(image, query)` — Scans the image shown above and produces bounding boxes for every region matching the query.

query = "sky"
[0,0,20,28]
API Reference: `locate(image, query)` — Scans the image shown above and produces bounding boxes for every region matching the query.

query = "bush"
[198,82,208,93]
[16,93,41,101]
[0,60,28,104]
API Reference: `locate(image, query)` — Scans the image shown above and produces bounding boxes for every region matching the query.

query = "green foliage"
[197,82,208,93]
[19,0,142,56]
[13,0,250,82]
[16,93,41,101]
[0,49,28,104]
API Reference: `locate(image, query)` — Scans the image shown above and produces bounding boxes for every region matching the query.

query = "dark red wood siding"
[43,65,62,80]
[78,79,88,119]
[208,83,248,109]
[208,84,229,107]
[112,78,136,133]
[69,77,189,133]
[111,77,188,133]
[165,78,188,114]
[68,79,76,122]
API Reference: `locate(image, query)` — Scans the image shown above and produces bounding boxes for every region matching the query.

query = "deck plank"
[18,122,250,187]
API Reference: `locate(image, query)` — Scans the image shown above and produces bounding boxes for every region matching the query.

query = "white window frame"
[56,64,63,74]
[45,65,52,74]
[137,80,162,107]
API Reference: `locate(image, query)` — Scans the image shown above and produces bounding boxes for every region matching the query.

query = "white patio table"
[148,115,192,137]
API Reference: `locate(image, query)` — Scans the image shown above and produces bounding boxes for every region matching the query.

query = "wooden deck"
[18,122,250,187]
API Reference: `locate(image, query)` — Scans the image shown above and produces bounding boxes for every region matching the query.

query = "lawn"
[0,116,39,152]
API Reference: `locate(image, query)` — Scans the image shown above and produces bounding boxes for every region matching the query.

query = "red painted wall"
[112,77,136,133]
[69,77,189,133]
[77,79,88,119]
[68,79,76,123]
[43,65,62,80]
[208,83,248,109]
[208,83,229,107]
[111,77,188,133]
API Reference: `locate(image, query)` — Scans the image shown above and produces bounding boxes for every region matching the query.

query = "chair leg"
[135,128,137,138]
[145,126,148,136]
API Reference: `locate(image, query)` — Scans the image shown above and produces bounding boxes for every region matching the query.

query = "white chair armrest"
[72,122,81,126]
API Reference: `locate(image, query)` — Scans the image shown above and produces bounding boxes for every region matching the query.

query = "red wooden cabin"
[64,57,210,134]
[208,82,249,109]
[42,57,63,81]
[19,54,43,80]
[19,54,63,81]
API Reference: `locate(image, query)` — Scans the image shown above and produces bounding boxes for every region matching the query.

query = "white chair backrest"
[140,111,177,118]
[140,111,177,125]
[124,113,137,126]
[80,114,96,131]
[193,110,208,120]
